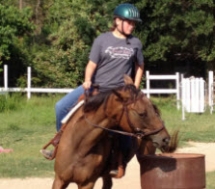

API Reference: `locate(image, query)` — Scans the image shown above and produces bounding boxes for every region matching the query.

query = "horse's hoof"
[109,170,118,177]
[109,166,125,179]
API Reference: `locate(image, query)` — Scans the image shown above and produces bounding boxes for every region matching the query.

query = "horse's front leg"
[102,174,113,189]
[77,182,96,189]
[52,175,69,189]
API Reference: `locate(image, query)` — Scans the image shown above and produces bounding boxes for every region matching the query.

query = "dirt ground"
[0,142,215,189]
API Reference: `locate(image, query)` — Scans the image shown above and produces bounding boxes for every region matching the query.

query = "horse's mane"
[83,90,111,113]
[83,84,140,113]
[152,104,161,116]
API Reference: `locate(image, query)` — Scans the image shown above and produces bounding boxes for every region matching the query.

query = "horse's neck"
[67,105,113,156]
[104,95,123,122]
[105,95,133,133]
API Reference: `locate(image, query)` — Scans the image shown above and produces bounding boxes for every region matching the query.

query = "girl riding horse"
[41,3,144,177]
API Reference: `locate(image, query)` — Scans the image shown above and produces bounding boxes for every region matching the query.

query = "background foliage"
[0,0,215,87]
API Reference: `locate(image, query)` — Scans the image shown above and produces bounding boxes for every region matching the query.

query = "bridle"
[84,91,165,139]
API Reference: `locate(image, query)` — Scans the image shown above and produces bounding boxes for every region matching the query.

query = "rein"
[84,92,165,139]
[84,114,137,137]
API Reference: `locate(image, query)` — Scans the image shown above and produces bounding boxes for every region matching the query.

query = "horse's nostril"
[163,137,170,143]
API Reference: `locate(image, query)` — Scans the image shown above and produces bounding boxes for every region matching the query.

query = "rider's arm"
[134,62,144,89]
[83,60,97,90]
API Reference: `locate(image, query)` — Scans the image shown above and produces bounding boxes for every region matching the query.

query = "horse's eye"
[139,112,147,117]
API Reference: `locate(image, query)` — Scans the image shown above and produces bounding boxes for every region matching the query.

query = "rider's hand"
[83,81,92,90]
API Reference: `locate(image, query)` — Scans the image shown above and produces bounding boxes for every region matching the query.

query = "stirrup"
[40,149,53,159]
[41,130,63,160]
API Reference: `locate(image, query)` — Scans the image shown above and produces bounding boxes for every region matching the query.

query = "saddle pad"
[61,100,84,124]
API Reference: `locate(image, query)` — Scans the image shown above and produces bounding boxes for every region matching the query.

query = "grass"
[0,94,215,188]
[0,93,58,178]
[151,97,215,143]
[207,171,215,189]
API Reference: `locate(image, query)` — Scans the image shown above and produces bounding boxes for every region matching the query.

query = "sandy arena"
[0,142,214,189]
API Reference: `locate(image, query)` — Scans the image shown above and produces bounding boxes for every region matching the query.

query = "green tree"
[1,1,215,87]
[0,3,34,84]
[31,0,121,87]
[136,0,215,75]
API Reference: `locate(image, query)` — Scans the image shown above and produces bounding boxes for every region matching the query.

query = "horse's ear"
[113,75,134,102]
[124,74,134,85]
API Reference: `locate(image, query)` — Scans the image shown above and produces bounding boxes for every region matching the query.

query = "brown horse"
[52,75,176,189]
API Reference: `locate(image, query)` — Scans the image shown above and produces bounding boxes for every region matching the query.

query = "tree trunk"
[19,0,23,10]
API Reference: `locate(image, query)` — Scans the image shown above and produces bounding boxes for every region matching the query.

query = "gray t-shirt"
[89,32,144,91]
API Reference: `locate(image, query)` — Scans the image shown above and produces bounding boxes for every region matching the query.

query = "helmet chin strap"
[116,20,130,44]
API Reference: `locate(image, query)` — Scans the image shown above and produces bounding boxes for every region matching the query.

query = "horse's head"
[107,75,176,152]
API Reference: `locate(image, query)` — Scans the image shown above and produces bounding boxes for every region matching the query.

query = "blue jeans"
[55,85,84,131]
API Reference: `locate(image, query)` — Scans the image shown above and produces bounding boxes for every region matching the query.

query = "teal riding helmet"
[114,3,142,22]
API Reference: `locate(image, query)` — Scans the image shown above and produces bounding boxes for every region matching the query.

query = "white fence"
[208,71,215,114]
[3,64,215,120]
[1,65,74,99]
[181,76,205,120]
[0,65,181,101]
[181,77,205,113]
[144,71,180,109]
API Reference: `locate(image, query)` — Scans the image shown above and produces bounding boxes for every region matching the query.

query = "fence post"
[4,64,8,91]
[27,67,31,99]
[176,72,180,110]
[199,78,204,112]
[146,71,150,98]
[181,74,185,120]
[208,71,213,113]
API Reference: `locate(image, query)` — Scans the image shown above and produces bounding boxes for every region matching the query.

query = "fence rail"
[144,70,180,109]
[2,65,215,120]
[1,65,180,103]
